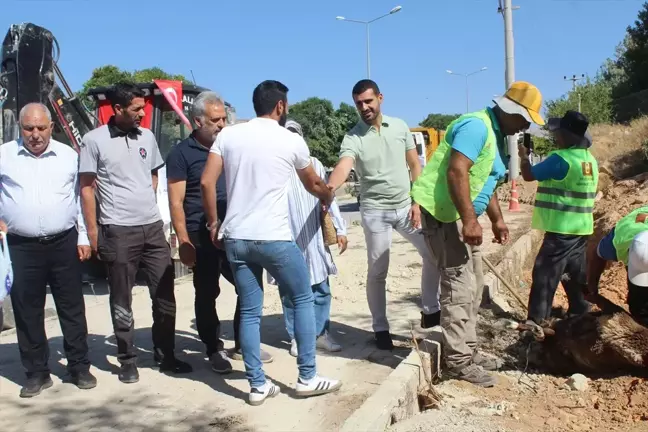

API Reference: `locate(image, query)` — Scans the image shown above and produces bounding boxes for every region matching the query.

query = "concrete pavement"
[0,204,533,432]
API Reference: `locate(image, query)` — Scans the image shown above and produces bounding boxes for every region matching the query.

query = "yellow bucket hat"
[493,81,545,126]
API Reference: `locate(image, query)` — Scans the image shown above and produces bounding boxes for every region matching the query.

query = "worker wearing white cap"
[587,205,648,326]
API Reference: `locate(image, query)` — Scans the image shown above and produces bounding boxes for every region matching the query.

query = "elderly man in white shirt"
[0,102,96,398]
[268,120,347,357]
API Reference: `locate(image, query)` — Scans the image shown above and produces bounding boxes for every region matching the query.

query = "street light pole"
[446,67,488,113]
[564,74,585,111]
[336,5,402,79]
[366,23,370,78]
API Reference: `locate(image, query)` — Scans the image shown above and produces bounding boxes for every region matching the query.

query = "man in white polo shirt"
[201,80,342,406]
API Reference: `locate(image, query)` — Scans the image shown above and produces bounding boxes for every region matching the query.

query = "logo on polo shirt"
[139,147,147,160]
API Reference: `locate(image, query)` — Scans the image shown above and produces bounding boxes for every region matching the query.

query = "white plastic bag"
[0,232,13,303]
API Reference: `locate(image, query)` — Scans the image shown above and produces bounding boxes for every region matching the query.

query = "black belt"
[6,227,74,245]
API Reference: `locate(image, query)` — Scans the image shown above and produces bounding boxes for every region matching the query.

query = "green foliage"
[544,77,613,124]
[287,98,359,167]
[614,3,648,97]
[419,113,460,130]
[531,136,557,156]
[79,65,187,105]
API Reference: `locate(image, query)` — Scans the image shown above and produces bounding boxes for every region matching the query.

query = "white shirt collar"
[17,138,58,158]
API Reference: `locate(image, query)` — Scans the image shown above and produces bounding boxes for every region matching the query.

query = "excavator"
[0,22,235,329]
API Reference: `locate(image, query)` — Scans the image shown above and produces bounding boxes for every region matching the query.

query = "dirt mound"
[498,179,537,205]
[584,172,648,306]
[589,117,648,180]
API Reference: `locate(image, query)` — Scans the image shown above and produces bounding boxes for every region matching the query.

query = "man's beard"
[278,111,287,127]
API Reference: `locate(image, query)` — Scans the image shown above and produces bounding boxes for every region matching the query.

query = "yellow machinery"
[410,127,445,162]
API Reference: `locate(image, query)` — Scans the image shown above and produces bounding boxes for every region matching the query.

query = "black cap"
[547,110,592,147]
[547,110,589,136]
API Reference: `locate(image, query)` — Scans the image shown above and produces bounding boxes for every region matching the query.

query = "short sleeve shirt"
[79,118,164,226]
[166,133,227,233]
[448,108,508,216]
[339,114,415,210]
[210,117,311,241]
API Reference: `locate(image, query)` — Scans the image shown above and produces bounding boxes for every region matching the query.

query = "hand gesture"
[409,203,422,230]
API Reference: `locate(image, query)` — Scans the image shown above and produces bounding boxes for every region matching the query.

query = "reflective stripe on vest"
[613,205,648,265]
[531,148,598,235]
[411,109,497,223]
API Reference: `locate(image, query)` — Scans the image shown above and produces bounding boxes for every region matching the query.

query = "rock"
[566,374,589,391]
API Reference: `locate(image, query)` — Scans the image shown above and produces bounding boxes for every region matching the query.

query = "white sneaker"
[316,331,342,352]
[249,381,281,406]
[289,339,298,357]
[296,375,342,397]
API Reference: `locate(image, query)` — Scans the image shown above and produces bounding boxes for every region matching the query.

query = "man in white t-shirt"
[200,80,342,406]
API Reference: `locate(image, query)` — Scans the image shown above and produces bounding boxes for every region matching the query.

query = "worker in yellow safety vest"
[519,110,598,326]
[587,205,648,327]
[411,81,545,388]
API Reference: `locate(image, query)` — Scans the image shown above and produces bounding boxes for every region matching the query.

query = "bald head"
[19,102,54,156]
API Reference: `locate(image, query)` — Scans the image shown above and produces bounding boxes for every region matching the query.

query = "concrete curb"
[341,350,424,432]
[340,229,543,431]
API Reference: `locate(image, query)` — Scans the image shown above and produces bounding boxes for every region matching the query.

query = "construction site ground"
[0,202,533,432]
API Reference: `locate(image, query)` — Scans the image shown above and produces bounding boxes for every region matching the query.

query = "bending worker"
[411,81,545,387]
[587,205,648,327]
[519,111,598,325]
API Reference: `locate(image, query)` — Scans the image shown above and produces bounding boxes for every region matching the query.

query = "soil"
[425,172,648,432]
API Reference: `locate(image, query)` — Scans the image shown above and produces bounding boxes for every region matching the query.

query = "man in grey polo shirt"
[79,82,192,384]
[327,79,441,351]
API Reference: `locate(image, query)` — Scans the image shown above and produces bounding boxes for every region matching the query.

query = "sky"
[2,0,645,126]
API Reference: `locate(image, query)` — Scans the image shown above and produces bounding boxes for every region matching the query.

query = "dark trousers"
[189,224,239,356]
[628,277,648,327]
[8,228,90,378]
[527,232,590,323]
[98,220,175,364]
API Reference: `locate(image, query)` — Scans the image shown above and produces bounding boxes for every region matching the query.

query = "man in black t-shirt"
[166,92,273,372]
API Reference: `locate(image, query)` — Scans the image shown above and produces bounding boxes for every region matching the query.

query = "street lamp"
[336,5,402,78]
[446,67,488,112]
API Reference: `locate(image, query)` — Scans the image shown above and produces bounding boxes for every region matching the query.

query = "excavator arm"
[0,22,95,149]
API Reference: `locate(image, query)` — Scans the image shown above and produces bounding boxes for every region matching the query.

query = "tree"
[79,65,187,105]
[544,77,613,124]
[614,2,648,96]
[419,113,460,130]
[287,98,359,167]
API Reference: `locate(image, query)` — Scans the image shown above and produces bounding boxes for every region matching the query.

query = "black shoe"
[159,356,193,374]
[118,363,139,384]
[374,331,394,350]
[421,311,441,329]
[71,370,97,390]
[20,374,53,398]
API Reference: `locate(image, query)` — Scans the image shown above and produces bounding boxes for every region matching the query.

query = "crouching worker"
[587,205,648,327]
[519,110,598,325]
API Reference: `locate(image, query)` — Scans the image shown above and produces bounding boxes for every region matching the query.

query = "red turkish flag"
[154,79,192,128]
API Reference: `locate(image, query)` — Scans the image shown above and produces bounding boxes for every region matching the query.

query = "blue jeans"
[224,239,316,388]
[282,279,331,340]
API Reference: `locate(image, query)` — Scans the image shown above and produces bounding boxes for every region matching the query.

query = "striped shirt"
[0,138,89,245]
[268,157,347,286]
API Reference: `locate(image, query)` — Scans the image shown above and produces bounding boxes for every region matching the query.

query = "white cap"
[628,231,648,286]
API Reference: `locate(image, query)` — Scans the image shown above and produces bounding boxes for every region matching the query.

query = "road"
[337,198,361,226]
